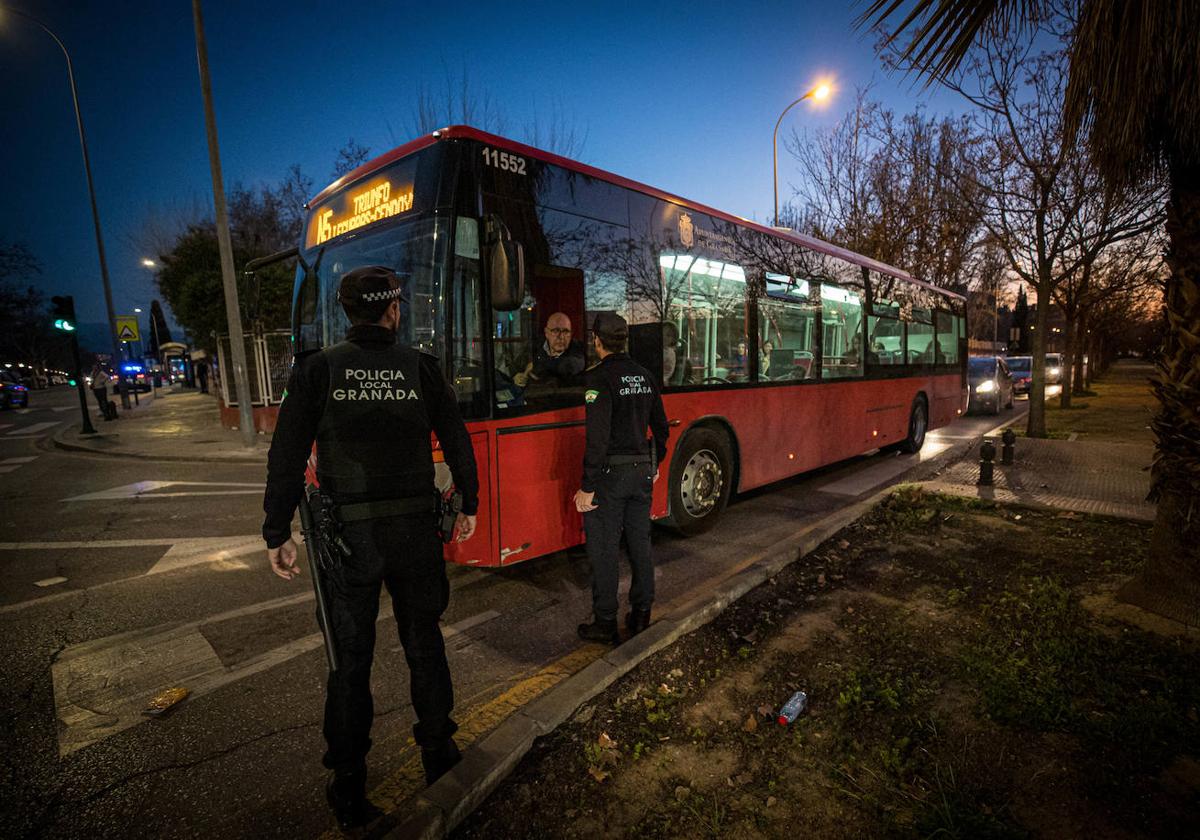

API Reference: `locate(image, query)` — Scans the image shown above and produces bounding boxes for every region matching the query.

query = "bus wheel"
[667,428,733,535]
[899,397,928,454]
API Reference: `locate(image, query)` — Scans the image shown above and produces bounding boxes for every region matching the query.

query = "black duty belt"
[607,454,653,466]
[336,496,435,523]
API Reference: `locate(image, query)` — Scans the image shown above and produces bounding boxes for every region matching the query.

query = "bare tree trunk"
[1119,165,1200,626]
[1073,311,1089,393]
[1060,314,1076,409]
[1026,282,1050,437]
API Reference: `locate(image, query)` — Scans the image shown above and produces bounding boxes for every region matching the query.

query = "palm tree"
[858,0,1200,625]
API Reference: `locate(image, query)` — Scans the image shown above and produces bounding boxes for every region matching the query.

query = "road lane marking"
[52,605,501,756]
[5,421,60,437]
[34,576,68,587]
[64,480,265,501]
[0,455,39,474]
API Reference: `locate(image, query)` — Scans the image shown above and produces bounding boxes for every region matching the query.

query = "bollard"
[1001,428,1016,465]
[978,437,996,486]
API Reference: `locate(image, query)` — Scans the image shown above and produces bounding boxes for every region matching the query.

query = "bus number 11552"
[482,147,527,175]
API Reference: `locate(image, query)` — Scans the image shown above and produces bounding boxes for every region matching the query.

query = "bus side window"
[935,310,959,364]
[759,273,817,381]
[660,254,748,386]
[820,283,865,379]
[907,308,936,366]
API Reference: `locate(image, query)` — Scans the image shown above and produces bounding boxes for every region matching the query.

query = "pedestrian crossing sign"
[115,316,140,342]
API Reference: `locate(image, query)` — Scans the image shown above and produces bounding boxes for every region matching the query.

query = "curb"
[50,424,268,464]
[385,484,900,839]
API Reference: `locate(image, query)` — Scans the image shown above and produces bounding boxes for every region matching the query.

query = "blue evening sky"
[0,0,961,330]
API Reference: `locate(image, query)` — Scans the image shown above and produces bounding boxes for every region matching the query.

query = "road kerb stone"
[519,657,621,736]
[422,713,540,831]
[602,617,682,670]
[384,794,445,840]
[384,484,900,840]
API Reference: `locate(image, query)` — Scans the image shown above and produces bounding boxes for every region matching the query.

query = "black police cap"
[592,311,628,342]
[336,265,409,304]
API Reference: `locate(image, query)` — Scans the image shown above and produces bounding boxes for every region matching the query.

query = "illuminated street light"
[2,6,130,408]
[773,79,835,227]
[142,258,157,268]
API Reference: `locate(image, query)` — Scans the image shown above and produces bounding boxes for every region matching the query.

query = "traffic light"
[51,295,76,332]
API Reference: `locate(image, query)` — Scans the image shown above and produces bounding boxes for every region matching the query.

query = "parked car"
[1,370,30,409]
[1045,353,1064,385]
[968,356,1015,415]
[1007,355,1033,395]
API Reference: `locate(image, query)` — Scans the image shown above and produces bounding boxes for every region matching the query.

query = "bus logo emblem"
[679,213,694,249]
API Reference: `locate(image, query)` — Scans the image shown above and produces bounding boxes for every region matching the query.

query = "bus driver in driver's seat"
[514,311,586,387]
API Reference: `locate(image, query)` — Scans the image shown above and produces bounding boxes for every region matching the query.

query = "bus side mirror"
[485,215,525,311]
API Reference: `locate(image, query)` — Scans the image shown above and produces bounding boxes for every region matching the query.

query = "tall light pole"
[773,81,832,227]
[192,0,256,447]
[4,7,130,408]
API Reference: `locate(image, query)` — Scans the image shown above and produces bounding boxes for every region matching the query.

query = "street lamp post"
[773,82,832,227]
[4,7,130,409]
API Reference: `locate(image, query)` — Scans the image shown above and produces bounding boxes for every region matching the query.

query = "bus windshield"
[296,216,446,356]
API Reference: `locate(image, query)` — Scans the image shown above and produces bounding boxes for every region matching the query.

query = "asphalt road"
[0,385,1024,839]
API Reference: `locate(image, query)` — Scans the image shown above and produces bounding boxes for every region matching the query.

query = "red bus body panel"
[441,373,964,567]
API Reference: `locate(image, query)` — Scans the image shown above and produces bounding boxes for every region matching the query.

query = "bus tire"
[898,396,928,454]
[666,427,733,535]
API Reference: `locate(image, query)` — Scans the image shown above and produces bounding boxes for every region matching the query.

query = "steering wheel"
[701,376,730,384]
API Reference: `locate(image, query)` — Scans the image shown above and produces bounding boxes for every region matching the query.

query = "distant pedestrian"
[574,312,670,644]
[196,360,209,393]
[89,364,113,420]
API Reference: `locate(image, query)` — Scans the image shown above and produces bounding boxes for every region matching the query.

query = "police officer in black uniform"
[262,265,479,828]
[574,312,669,644]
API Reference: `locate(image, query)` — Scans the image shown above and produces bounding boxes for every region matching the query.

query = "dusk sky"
[0,0,962,333]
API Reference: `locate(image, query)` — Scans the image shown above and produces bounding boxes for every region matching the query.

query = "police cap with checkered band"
[336,265,409,305]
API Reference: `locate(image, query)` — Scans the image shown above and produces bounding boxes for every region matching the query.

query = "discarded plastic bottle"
[776,691,808,725]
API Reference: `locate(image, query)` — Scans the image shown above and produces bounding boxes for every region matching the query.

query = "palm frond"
[855,0,1040,82]
[1064,0,1200,185]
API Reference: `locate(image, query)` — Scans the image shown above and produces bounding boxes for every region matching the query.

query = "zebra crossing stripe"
[5,421,59,437]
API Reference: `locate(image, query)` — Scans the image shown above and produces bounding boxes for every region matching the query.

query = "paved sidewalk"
[924,434,1156,521]
[52,386,269,463]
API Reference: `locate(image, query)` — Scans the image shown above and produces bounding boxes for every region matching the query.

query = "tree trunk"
[1060,313,1076,409]
[1073,311,1089,393]
[1026,282,1050,438]
[1119,164,1200,626]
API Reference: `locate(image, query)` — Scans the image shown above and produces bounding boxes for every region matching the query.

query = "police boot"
[422,738,462,786]
[325,766,381,830]
[626,607,652,637]
[577,617,621,645]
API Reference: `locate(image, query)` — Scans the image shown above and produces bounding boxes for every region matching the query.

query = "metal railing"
[216,330,291,407]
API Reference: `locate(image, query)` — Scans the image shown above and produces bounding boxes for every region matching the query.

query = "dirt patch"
[455,488,1199,839]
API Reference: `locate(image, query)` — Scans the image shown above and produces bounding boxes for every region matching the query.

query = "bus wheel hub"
[681,450,722,516]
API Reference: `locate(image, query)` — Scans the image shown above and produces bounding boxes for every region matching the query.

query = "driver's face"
[545,316,572,353]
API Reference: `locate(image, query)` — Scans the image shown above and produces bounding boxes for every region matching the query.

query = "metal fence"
[217,330,291,407]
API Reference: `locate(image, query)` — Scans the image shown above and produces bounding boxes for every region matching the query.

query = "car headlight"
[975,380,996,394]
[1048,367,1061,377]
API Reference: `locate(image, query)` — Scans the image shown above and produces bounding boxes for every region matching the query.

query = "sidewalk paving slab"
[51,387,269,463]
[925,436,1155,521]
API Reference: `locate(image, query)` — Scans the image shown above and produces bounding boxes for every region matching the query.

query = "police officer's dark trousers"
[321,512,456,773]
[583,462,655,622]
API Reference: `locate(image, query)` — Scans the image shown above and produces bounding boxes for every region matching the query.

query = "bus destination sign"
[306,170,416,249]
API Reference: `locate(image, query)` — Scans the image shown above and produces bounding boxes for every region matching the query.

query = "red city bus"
[292,126,967,567]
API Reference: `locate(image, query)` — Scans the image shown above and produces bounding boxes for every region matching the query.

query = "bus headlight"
[975,380,996,394]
